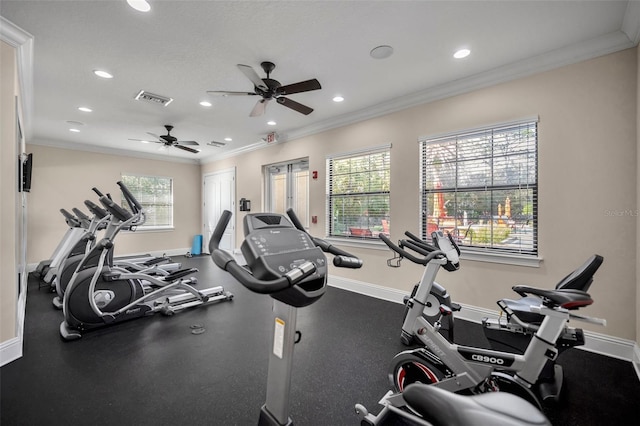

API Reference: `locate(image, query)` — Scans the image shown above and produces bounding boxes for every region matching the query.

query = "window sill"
[126,226,175,233]
[460,249,542,268]
[325,236,388,251]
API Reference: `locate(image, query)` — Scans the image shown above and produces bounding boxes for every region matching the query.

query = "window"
[327,145,391,239]
[121,174,173,229]
[420,118,537,256]
[265,159,309,227]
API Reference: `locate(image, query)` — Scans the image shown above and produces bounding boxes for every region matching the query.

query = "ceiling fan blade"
[175,144,200,154]
[176,140,199,146]
[278,79,321,95]
[146,132,161,139]
[238,64,268,91]
[206,90,258,96]
[276,97,314,115]
[250,99,268,117]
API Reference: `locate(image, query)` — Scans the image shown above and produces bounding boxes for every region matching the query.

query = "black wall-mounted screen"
[21,153,33,192]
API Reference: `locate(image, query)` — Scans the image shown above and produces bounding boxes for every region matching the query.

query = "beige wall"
[637,44,640,348]
[1,41,18,342]
[203,48,638,341]
[25,145,202,262]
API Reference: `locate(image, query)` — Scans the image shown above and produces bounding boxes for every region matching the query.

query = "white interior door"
[203,168,235,254]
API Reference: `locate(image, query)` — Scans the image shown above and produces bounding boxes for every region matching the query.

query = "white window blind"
[420,119,538,255]
[326,145,391,239]
[121,174,173,229]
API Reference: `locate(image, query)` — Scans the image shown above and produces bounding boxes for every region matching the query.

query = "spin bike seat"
[500,255,602,323]
[403,383,550,426]
[512,286,593,310]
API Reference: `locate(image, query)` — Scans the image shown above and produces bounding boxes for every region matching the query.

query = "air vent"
[207,141,226,148]
[134,90,173,107]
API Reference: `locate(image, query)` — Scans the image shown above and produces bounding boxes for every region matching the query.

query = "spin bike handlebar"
[285,208,363,269]
[379,233,445,266]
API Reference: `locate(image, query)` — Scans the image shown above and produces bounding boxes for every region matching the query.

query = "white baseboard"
[0,337,22,367]
[26,248,193,273]
[328,276,640,370]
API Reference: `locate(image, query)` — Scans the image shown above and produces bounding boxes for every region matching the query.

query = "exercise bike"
[356,229,605,424]
[210,208,363,426]
[59,181,233,341]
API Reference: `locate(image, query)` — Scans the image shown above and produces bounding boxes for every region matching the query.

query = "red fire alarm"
[312,170,318,180]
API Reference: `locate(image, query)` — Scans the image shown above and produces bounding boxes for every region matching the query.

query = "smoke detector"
[134,90,173,107]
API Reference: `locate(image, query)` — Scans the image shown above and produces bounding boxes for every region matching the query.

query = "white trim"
[0,16,34,140]
[461,250,543,268]
[419,116,539,144]
[200,31,634,164]
[328,275,406,304]
[328,276,639,368]
[325,237,389,251]
[29,137,199,165]
[622,0,640,45]
[0,337,22,367]
[325,143,392,160]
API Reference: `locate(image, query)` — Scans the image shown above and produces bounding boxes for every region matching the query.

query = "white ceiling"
[2,0,639,164]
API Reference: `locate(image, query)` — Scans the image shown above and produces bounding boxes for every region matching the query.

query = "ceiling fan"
[129,125,200,154]
[207,61,321,117]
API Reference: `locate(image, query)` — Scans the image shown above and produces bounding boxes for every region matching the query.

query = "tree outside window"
[420,119,538,255]
[121,174,173,229]
[327,146,390,239]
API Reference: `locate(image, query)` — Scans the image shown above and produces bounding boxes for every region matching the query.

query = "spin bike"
[59,181,233,341]
[209,208,363,426]
[356,229,605,424]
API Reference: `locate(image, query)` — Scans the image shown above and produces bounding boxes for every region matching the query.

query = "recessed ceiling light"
[93,69,113,79]
[267,120,277,126]
[454,48,471,59]
[127,0,151,12]
[199,101,212,107]
[333,95,344,103]
[69,128,80,133]
[370,45,394,60]
[78,107,92,112]
[224,137,232,142]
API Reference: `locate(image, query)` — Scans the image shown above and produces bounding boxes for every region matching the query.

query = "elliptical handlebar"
[60,208,82,228]
[117,181,142,214]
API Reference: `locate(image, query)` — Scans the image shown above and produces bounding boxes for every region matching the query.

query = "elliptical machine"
[59,181,233,341]
[209,208,363,426]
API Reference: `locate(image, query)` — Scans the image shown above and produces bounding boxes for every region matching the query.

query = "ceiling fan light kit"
[207,61,322,117]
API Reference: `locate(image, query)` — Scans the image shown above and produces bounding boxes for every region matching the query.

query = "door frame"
[202,167,236,254]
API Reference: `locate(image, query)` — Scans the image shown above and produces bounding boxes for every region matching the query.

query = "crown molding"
[286,30,635,143]
[622,0,640,45]
[201,29,636,165]
[28,137,200,165]
[1,16,34,140]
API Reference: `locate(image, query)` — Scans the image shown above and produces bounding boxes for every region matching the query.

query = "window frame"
[419,117,541,266]
[120,173,174,231]
[326,144,391,244]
